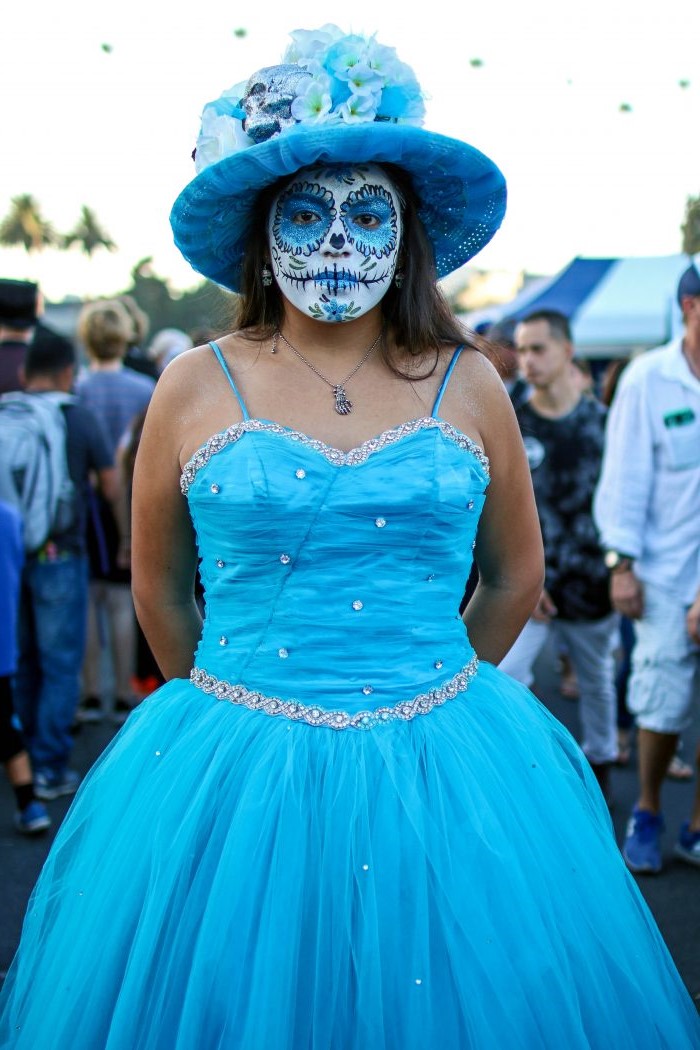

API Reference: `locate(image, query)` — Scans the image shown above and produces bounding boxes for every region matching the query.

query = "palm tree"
[62,206,116,255]
[0,194,57,251]
[681,195,700,255]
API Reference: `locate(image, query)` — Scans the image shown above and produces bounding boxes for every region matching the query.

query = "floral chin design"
[268,163,401,324]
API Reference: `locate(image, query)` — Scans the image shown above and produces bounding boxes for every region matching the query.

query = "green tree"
[62,205,116,255]
[122,258,235,340]
[681,195,700,255]
[0,194,57,251]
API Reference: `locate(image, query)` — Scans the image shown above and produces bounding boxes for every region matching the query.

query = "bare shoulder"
[146,334,267,465]
[451,342,507,395]
[152,336,264,413]
[154,344,218,406]
[436,342,516,449]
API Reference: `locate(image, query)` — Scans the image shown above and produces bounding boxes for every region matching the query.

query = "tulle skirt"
[1,663,698,1049]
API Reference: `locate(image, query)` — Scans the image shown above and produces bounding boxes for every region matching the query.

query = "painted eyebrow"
[281,182,335,206]
[282,194,333,211]
[343,186,394,208]
[344,196,393,211]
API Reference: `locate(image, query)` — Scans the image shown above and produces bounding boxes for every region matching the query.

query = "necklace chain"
[272,329,383,415]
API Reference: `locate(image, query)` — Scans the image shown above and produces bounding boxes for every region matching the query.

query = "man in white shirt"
[594,260,700,874]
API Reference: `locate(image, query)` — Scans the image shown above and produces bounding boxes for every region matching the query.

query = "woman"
[1,26,698,1049]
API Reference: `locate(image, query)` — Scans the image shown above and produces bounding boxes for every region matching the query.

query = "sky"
[1,0,699,301]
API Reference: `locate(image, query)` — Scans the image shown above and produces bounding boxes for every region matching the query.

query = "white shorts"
[628,582,700,734]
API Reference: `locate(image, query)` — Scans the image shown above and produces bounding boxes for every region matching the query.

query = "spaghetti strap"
[209,340,250,420]
[431,344,465,417]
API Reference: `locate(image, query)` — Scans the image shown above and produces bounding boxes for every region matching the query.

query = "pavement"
[1,649,699,1010]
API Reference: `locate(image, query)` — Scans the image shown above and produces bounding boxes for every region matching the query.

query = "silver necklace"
[272,329,383,415]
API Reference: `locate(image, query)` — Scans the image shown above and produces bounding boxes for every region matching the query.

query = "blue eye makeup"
[340,185,398,259]
[271,182,335,256]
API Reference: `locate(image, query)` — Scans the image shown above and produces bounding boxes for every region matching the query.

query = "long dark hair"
[233,163,474,376]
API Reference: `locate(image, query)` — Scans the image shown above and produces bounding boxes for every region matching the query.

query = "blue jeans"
[14,554,89,774]
[499,613,620,763]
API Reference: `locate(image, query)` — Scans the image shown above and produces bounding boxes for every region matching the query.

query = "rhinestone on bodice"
[183,410,488,733]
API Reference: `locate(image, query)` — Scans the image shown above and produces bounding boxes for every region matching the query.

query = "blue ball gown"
[1,345,699,1049]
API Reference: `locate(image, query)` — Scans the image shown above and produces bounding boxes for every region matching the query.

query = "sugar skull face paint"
[267,164,402,323]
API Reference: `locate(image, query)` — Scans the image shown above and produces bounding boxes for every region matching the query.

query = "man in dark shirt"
[498,310,618,798]
[0,279,38,394]
[10,335,116,800]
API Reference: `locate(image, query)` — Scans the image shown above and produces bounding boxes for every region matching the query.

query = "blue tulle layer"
[1,663,699,1049]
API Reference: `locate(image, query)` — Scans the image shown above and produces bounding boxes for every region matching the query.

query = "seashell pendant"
[333,385,353,415]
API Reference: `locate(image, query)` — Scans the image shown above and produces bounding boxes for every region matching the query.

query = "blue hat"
[677,256,700,306]
[170,26,507,293]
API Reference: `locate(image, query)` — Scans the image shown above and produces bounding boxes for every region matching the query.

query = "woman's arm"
[131,365,202,680]
[455,353,544,664]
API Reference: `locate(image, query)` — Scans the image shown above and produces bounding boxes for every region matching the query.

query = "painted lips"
[313,272,365,292]
[280,266,389,291]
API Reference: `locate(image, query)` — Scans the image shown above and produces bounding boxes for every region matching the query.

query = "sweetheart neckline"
[180,416,490,494]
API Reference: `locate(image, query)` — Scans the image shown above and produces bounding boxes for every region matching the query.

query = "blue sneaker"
[34,768,81,801]
[14,800,52,835]
[623,806,664,874]
[674,822,700,868]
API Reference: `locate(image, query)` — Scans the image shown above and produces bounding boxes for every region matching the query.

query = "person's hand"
[610,569,644,619]
[686,594,700,645]
[532,589,557,622]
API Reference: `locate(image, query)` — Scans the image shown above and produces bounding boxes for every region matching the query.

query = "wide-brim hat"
[170,26,507,293]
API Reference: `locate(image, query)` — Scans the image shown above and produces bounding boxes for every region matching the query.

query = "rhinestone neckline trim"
[180,418,489,494]
[190,656,479,730]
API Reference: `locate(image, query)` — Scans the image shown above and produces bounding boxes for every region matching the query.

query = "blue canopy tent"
[461,254,691,358]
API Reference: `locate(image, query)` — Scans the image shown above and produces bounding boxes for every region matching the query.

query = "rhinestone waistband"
[190,657,479,730]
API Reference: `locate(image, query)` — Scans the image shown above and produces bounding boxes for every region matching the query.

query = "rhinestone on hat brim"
[189,656,478,731]
[180,418,489,494]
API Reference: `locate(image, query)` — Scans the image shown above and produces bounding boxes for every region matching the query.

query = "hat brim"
[170,122,506,293]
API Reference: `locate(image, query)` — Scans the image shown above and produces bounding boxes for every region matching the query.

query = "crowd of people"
[0,277,202,831]
[1,269,699,857]
[481,268,700,874]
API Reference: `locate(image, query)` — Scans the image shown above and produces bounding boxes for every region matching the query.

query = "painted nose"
[329,233,345,250]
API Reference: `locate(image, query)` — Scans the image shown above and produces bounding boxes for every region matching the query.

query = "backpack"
[0,391,78,552]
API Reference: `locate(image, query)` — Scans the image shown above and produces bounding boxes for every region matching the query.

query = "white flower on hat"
[290,78,333,123]
[284,24,344,63]
[194,83,252,174]
[344,62,384,98]
[337,93,380,123]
